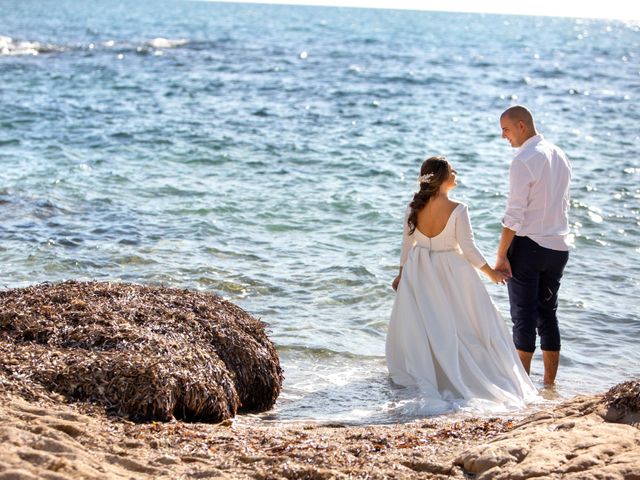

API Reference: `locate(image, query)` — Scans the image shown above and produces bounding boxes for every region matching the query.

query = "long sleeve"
[399,205,414,267]
[502,158,535,232]
[455,204,487,269]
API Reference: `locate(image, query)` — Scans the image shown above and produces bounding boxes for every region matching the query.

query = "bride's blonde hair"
[407,156,452,235]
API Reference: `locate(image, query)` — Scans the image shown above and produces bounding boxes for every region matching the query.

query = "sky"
[208,0,640,21]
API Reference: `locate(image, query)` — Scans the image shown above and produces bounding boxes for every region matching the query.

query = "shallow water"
[1,0,639,423]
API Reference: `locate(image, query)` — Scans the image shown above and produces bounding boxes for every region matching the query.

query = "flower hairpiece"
[418,173,434,184]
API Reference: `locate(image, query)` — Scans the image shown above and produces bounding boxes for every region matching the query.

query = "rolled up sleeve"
[502,159,534,232]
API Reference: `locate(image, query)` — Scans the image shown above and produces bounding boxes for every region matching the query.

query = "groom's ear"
[517,120,527,133]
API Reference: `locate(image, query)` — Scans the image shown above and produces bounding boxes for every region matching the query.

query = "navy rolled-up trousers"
[507,235,569,353]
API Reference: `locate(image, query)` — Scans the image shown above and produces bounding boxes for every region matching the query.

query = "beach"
[0,389,498,479]
[2,1,639,422]
[1,1,639,478]
[1,280,635,479]
[2,378,639,479]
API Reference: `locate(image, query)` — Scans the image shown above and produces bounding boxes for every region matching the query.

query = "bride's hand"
[392,274,401,291]
[489,268,508,285]
[392,267,403,291]
[481,264,508,284]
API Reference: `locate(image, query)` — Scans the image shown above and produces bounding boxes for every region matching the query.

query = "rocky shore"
[0,282,638,479]
[1,382,639,479]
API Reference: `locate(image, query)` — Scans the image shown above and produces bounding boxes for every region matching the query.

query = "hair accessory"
[418,173,434,184]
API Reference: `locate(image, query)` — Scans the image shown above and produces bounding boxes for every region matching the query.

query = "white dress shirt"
[502,134,572,251]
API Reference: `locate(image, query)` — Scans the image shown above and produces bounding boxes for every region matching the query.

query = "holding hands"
[488,267,510,285]
[480,263,510,285]
[495,255,512,278]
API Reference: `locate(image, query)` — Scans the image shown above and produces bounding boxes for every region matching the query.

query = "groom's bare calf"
[542,350,560,385]
[517,349,559,385]
[517,350,533,375]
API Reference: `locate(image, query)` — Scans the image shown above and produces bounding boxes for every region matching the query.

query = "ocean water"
[1,0,639,424]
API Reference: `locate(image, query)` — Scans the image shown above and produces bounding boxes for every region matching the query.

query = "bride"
[386,156,537,407]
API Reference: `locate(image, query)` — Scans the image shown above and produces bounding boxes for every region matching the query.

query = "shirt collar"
[518,134,544,153]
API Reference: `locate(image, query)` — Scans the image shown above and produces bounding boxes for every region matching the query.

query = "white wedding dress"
[386,203,538,409]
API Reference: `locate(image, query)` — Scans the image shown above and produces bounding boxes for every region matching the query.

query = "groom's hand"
[495,256,512,278]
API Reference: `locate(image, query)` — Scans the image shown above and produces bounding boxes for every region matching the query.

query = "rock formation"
[456,381,640,479]
[0,281,283,422]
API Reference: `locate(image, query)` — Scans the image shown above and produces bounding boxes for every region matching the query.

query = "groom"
[495,105,571,385]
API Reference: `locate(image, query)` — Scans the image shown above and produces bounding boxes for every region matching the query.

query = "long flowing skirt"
[386,247,538,410]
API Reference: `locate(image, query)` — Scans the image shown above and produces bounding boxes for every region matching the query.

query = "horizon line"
[193,0,640,22]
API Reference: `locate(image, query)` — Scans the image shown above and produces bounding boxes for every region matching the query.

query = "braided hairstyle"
[407,156,452,235]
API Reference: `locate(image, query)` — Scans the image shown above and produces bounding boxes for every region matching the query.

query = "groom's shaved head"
[501,105,536,132]
[500,105,538,147]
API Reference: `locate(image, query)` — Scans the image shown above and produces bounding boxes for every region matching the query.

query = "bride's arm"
[456,205,506,284]
[393,206,413,291]
[455,205,487,267]
[399,206,413,267]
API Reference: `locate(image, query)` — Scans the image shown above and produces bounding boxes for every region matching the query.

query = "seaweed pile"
[603,380,640,414]
[0,281,283,422]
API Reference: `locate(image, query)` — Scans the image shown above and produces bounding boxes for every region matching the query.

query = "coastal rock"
[0,281,283,422]
[599,380,640,426]
[455,383,640,479]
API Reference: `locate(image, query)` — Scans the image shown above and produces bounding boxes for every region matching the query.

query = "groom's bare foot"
[542,350,560,385]
[539,383,560,400]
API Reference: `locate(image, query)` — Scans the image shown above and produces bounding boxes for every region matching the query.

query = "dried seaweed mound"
[0,281,283,422]
[603,380,640,414]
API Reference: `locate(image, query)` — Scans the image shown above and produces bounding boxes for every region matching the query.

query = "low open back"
[415,203,462,239]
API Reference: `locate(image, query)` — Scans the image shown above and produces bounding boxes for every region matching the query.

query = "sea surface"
[1,0,639,424]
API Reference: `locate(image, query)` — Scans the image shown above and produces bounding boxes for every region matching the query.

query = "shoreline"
[0,281,636,477]
[0,389,513,479]
[1,381,638,479]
